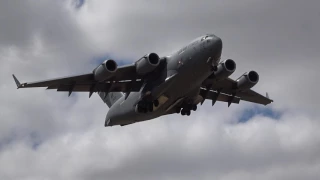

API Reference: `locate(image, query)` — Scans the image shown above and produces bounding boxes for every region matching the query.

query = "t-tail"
[98,92,123,107]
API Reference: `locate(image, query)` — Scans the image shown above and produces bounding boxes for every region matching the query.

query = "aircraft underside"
[13,34,273,127]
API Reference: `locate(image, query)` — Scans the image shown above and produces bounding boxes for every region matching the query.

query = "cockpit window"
[201,35,209,41]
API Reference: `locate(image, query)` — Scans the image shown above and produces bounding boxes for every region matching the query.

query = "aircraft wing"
[202,78,273,106]
[200,88,240,105]
[12,64,144,96]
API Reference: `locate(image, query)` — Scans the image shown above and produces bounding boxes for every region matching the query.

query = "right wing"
[13,64,145,96]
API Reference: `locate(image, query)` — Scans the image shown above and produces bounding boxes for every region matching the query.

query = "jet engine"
[236,71,259,90]
[93,59,118,82]
[135,53,160,75]
[213,59,236,80]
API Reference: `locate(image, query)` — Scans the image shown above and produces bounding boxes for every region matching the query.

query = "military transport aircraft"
[13,34,273,127]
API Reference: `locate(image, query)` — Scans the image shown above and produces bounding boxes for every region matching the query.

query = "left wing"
[13,64,144,96]
[202,77,273,106]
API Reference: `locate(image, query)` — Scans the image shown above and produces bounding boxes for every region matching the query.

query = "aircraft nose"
[205,35,222,60]
[210,36,222,51]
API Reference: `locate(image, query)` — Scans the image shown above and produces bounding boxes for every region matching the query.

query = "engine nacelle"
[135,53,160,75]
[213,59,236,80]
[236,71,259,90]
[93,59,118,82]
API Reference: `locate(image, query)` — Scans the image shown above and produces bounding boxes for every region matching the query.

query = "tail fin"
[98,92,124,107]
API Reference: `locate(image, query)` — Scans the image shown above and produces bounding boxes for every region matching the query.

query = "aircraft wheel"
[181,109,186,116]
[212,65,218,72]
[186,110,191,116]
[138,106,147,113]
[137,106,143,113]
[176,108,181,114]
[137,101,149,113]
[192,105,197,111]
[153,100,159,107]
[139,101,145,108]
[148,102,153,112]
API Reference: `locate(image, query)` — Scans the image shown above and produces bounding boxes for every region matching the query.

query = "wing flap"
[202,89,240,104]
[236,90,273,105]
[14,63,146,93]
[15,63,143,88]
[19,73,94,88]
[46,81,143,92]
[202,77,273,105]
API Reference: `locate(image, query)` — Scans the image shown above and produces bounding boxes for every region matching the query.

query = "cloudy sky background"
[1,0,320,179]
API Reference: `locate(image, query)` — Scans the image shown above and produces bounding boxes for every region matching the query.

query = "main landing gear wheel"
[153,99,159,107]
[179,104,197,116]
[148,103,153,112]
[180,109,191,116]
[181,109,186,116]
[137,101,153,113]
[212,65,218,72]
[192,105,197,111]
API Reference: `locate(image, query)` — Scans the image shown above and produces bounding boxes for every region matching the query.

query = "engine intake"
[93,59,118,82]
[236,71,259,90]
[213,59,236,80]
[136,53,160,75]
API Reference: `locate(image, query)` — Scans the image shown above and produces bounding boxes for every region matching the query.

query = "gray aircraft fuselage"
[106,34,223,126]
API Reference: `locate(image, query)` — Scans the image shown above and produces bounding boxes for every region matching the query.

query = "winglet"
[12,74,21,89]
[266,92,274,104]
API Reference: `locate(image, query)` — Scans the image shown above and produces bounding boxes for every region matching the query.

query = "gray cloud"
[0,0,320,179]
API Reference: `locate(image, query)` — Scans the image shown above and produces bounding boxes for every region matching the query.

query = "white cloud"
[1,110,319,180]
[0,0,320,179]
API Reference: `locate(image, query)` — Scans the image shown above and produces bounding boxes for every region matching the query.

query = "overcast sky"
[1,0,320,179]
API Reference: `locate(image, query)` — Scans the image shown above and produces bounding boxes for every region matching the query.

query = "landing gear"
[148,103,153,112]
[180,104,197,116]
[212,65,218,72]
[136,97,161,114]
[137,100,154,113]
[192,104,197,111]
[153,99,159,107]
[181,109,186,116]
[181,109,191,116]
